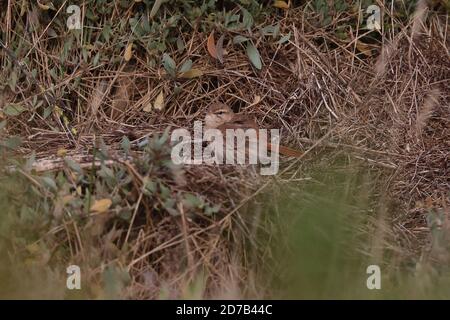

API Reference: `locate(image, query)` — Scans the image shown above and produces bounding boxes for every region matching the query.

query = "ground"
[0,0,449,299]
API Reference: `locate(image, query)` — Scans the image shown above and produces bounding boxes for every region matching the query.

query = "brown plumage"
[204,103,303,158]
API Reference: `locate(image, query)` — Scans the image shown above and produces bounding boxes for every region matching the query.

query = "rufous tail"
[268,143,303,157]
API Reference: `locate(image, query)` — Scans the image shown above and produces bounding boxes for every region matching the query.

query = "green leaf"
[241,7,254,30]
[233,35,249,45]
[9,70,18,91]
[43,106,52,119]
[0,120,6,131]
[85,8,98,21]
[150,0,164,19]
[261,25,278,36]
[246,43,262,70]
[179,59,193,73]
[41,176,57,191]
[121,136,131,154]
[98,165,115,181]
[205,204,221,216]
[93,52,100,66]
[176,37,185,52]
[101,24,112,42]
[273,24,281,38]
[25,151,36,172]
[159,182,171,199]
[142,15,151,32]
[4,104,26,116]
[144,178,157,195]
[162,53,176,77]
[167,15,179,27]
[183,193,203,209]
[164,199,179,216]
[278,32,291,44]
[65,158,82,173]
[102,265,130,299]
[1,136,22,150]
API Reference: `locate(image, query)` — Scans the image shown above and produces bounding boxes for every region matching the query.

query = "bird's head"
[204,102,234,129]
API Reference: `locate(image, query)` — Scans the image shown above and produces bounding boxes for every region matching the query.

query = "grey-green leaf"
[278,32,292,44]
[179,59,192,73]
[261,25,277,36]
[150,0,164,19]
[41,176,57,191]
[65,158,82,173]
[4,104,26,116]
[246,43,262,70]
[1,136,22,150]
[162,53,176,77]
[233,35,249,45]
[25,152,36,172]
[121,136,131,154]
[241,7,254,30]
[0,120,6,131]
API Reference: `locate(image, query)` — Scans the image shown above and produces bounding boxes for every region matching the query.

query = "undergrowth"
[0,0,449,299]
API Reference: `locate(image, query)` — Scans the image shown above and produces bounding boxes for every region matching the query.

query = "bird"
[204,102,303,158]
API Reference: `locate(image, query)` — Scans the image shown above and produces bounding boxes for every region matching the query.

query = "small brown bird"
[204,102,303,157]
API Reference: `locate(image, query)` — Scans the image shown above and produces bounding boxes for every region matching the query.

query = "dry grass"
[0,1,449,298]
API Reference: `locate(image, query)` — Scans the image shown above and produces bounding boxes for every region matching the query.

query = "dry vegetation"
[0,0,449,299]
